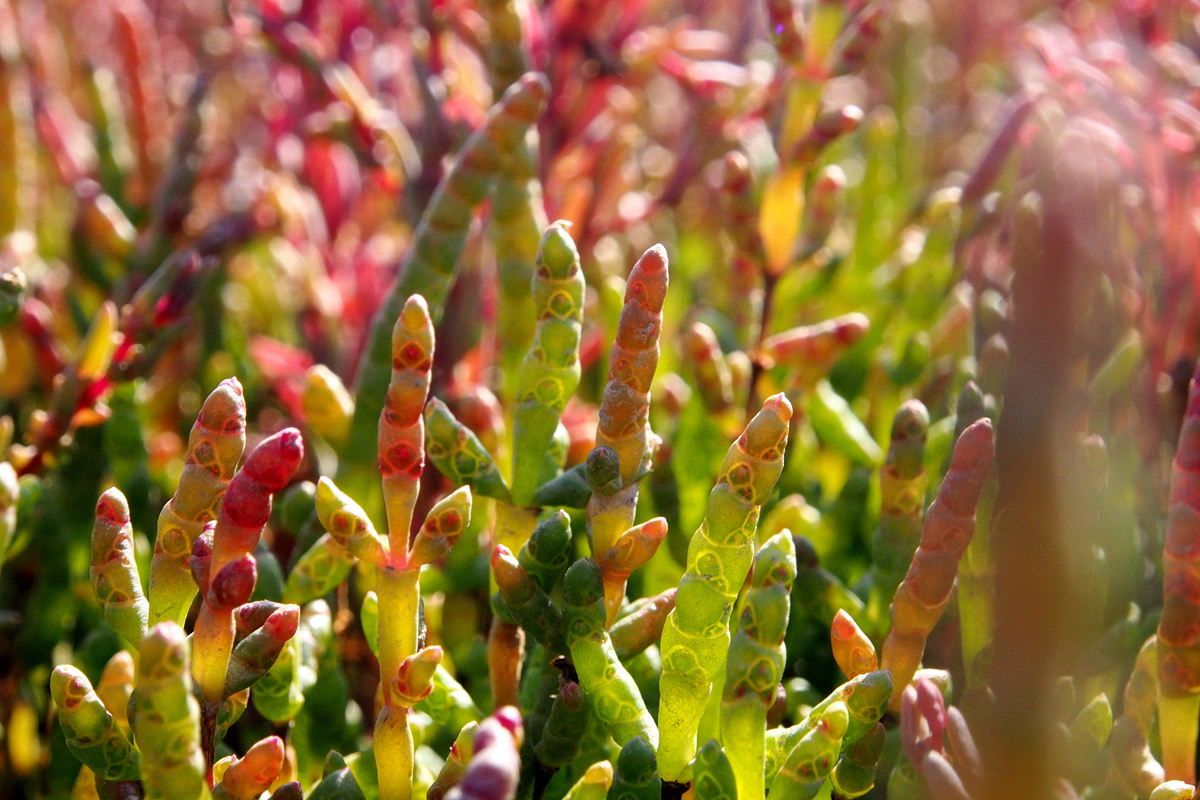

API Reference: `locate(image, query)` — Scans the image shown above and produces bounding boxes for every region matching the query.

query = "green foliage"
[4,3,1192,799]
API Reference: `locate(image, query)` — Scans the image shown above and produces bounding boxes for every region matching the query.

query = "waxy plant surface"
[1,2,1199,800]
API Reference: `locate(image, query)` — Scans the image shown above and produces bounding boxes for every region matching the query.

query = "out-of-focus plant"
[6,0,1200,798]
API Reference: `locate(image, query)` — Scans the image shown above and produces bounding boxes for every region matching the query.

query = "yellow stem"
[1159,692,1200,784]
[602,573,627,630]
[493,503,539,561]
[373,561,421,800]
[760,167,807,277]
[375,704,414,800]
[383,475,419,555]
[377,566,420,705]
[589,486,637,561]
[488,618,525,709]
[492,502,539,593]
[192,603,234,703]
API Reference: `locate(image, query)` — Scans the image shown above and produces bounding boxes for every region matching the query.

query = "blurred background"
[0,0,1197,798]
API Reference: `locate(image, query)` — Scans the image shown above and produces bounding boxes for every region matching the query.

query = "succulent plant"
[2,2,1198,800]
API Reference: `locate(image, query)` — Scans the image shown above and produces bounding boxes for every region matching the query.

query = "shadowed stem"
[662,780,689,800]
[747,272,779,418]
[201,701,218,784]
[96,780,144,800]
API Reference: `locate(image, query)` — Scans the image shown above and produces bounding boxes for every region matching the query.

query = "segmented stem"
[193,429,304,702]
[563,558,658,748]
[381,296,433,549]
[721,532,797,800]
[511,223,585,506]
[150,379,246,627]
[50,665,140,782]
[866,399,929,632]
[881,419,993,709]
[657,394,791,780]
[132,623,205,799]
[90,488,149,647]
[339,74,549,509]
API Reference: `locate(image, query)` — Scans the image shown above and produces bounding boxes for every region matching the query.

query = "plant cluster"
[2,1,1200,800]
